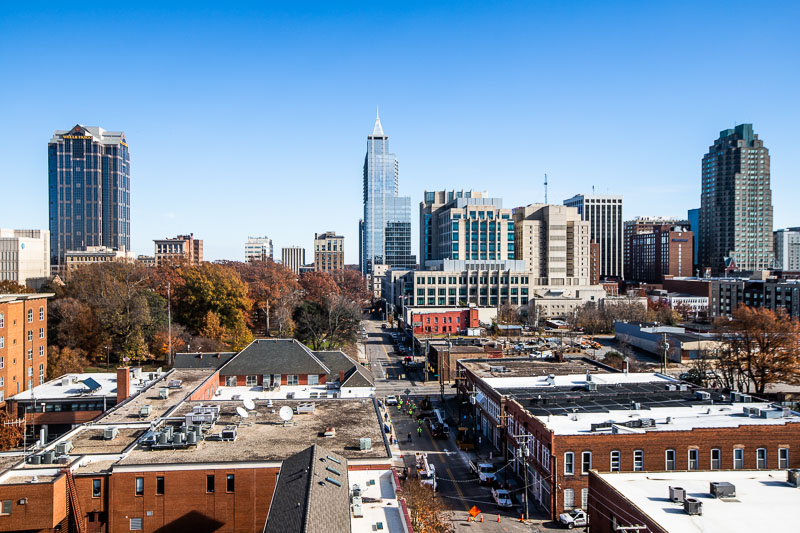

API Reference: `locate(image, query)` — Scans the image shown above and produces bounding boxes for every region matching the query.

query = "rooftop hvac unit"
[159,388,170,399]
[352,484,362,498]
[740,394,752,403]
[695,391,711,401]
[640,418,655,428]
[352,500,363,518]
[679,384,689,391]
[158,431,169,445]
[585,381,598,392]
[169,379,182,389]
[139,405,152,417]
[28,455,41,465]
[710,482,736,498]
[42,450,55,464]
[132,367,141,379]
[104,427,119,440]
[783,407,793,417]
[296,402,315,414]
[730,392,740,402]
[221,426,237,441]
[666,384,677,391]
[55,441,73,455]
[360,438,372,451]
[186,431,198,445]
[669,486,686,503]
[62,377,71,386]
[761,409,782,419]
[787,469,800,488]
[173,432,185,445]
[683,498,702,515]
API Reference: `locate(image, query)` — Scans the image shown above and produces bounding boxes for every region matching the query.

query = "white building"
[0,229,50,289]
[774,227,800,270]
[244,236,273,262]
[563,194,623,279]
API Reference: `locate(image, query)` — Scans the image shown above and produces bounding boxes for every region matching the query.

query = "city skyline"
[2,3,800,263]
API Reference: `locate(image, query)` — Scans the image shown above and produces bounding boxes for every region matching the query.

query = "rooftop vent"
[546,374,556,385]
[159,387,170,399]
[710,482,736,498]
[684,498,702,515]
[489,365,508,373]
[585,381,598,392]
[695,391,711,401]
[669,486,686,503]
[787,469,800,488]
[359,437,372,451]
[220,426,237,441]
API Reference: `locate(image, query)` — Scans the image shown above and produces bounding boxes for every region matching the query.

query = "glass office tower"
[360,111,415,274]
[48,125,130,271]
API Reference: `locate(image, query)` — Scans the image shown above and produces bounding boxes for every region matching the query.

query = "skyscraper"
[563,194,623,279]
[699,124,773,273]
[281,247,305,274]
[623,216,688,280]
[48,125,130,272]
[773,228,800,271]
[359,110,415,275]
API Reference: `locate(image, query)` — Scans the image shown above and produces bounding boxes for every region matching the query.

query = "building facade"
[281,247,305,274]
[774,228,800,271]
[313,232,344,273]
[688,208,700,272]
[244,236,273,262]
[629,226,693,283]
[0,229,50,289]
[513,204,590,286]
[699,124,774,274]
[624,217,689,280]
[154,234,203,266]
[64,246,134,278]
[563,195,623,279]
[0,293,51,405]
[710,277,800,318]
[48,125,130,272]
[359,111,415,274]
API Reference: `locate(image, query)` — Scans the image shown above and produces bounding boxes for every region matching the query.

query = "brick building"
[154,234,203,266]
[313,232,344,273]
[457,358,800,520]
[629,226,693,283]
[623,217,688,280]
[406,307,479,335]
[0,293,51,404]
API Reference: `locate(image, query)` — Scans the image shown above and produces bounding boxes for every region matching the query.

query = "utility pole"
[662,333,670,374]
[167,282,172,367]
[511,435,531,521]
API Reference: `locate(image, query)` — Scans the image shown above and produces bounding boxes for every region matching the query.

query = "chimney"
[339,371,345,383]
[116,367,130,405]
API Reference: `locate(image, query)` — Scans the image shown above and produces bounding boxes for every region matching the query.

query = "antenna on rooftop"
[544,173,548,204]
[592,185,595,195]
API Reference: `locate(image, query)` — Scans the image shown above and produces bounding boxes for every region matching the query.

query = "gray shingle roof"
[263,445,351,533]
[315,351,375,388]
[173,352,236,369]
[220,339,330,376]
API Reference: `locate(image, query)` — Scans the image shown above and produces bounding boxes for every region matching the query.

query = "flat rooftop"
[349,470,406,533]
[120,399,388,465]
[0,455,23,475]
[484,371,672,391]
[11,373,118,401]
[99,369,213,423]
[68,427,145,455]
[596,470,800,533]
[461,357,609,379]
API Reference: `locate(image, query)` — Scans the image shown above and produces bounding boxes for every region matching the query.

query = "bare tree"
[401,480,453,533]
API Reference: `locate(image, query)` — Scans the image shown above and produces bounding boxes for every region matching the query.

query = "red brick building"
[0,293,51,405]
[408,307,479,335]
[629,226,693,283]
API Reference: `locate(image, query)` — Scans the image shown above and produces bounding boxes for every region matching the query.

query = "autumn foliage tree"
[330,269,371,307]
[0,410,24,451]
[401,480,452,533]
[299,270,340,303]
[175,263,252,333]
[225,260,301,336]
[0,280,30,294]
[47,346,91,376]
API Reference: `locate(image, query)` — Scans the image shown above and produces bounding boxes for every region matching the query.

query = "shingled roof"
[315,351,374,388]
[220,339,330,376]
[173,352,236,370]
[263,445,351,533]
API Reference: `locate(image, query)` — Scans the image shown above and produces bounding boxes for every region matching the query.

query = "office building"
[688,208,700,272]
[710,276,800,318]
[281,246,305,274]
[513,204,590,286]
[0,229,50,289]
[48,125,130,272]
[64,246,134,278]
[628,225,693,283]
[420,190,514,267]
[624,217,688,280]
[699,124,774,274]
[0,293,52,404]
[244,236,273,262]
[313,232,344,273]
[359,110,415,274]
[590,243,600,285]
[563,194,623,279]
[154,234,203,266]
[774,228,800,271]
[136,255,156,268]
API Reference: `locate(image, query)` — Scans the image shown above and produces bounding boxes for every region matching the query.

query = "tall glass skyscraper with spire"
[359,111,415,275]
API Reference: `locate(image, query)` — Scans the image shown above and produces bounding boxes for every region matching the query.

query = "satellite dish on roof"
[236,407,249,418]
[243,398,255,410]
[279,406,294,422]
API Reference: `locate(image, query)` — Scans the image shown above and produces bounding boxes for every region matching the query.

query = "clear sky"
[2,1,799,263]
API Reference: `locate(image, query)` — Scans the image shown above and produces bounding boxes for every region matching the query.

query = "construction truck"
[415,452,437,492]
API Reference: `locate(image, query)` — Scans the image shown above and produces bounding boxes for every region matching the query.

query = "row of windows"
[0,308,44,329]
[563,447,789,474]
[120,473,236,499]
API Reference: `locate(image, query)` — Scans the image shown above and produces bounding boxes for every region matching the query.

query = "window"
[757,448,767,469]
[634,450,644,471]
[39,307,44,321]
[92,479,101,498]
[711,449,721,470]
[130,517,143,530]
[27,349,32,360]
[207,475,215,492]
[225,376,237,387]
[0,313,4,328]
[610,450,620,472]
[564,452,574,475]
[688,449,699,470]
[665,449,676,471]
[581,487,589,510]
[307,375,319,386]
[582,451,592,474]
[563,489,575,510]
[734,448,744,469]
[0,500,11,515]
[245,375,258,386]
[0,337,3,349]
[779,448,789,469]
[134,477,144,495]
[154,476,164,495]
[39,346,44,357]
[287,375,298,385]
[27,309,33,323]
[27,330,32,342]
[39,328,44,339]
[227,474,235,492]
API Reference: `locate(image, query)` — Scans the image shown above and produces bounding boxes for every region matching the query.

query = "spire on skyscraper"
[372,105,384,136]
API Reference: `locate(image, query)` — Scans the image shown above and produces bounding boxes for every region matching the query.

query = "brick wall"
[0,474,66,532]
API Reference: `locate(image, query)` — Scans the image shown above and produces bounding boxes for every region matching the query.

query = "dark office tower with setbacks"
[48,125,130,273]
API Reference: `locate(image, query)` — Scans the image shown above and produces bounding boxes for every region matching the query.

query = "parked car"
[559,509,589,529]
[492,488,513,508]
[385,395,398,406]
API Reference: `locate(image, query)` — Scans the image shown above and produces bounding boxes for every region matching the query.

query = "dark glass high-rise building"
[699,124,773,274]
[48,125,130,271]
[359,111,415,274]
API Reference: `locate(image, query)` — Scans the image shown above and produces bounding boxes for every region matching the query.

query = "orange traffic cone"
[479,515,484,523]
[467,516,471,522]
[519,514,525,522]
[497,513,501,522]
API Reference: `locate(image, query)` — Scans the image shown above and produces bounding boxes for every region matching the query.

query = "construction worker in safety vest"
[417,426,422,437]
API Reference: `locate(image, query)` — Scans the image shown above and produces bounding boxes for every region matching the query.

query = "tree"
[293,296,361,350]
[175,263,252,333]
[228,313,255,350]
[300,271,340,303]
[48,298,107,358]
[714,306,800,393]
[225,260,301,336]
[0,410,23,451]
[401,480,452,533]
[0,280,30,294]
[647,298,681,325]
[200,311,227,341]
[47,346,91,377]
[331,269,371,307]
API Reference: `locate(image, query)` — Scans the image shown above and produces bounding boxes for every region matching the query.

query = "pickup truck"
[468,459,496,484]
[385,395,398,406]
[491,488,513,508]
[558,509,588,529]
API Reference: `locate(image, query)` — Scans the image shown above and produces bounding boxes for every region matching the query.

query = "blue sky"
[2,1,799,263]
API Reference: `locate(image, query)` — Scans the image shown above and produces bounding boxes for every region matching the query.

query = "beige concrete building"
[314,232,344,273]
[65,246,134,278]
[154,234,203,266]
[281,246,305,274]
[245,236,273,262]
[136,255,156,268]
[0,229,50,289]
[513,204,591,286]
